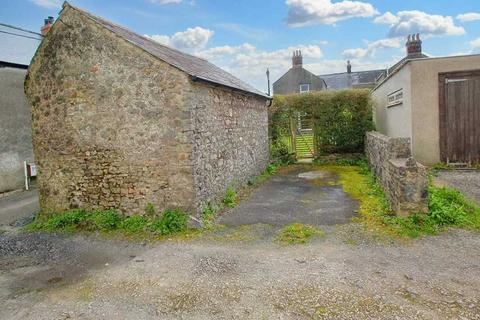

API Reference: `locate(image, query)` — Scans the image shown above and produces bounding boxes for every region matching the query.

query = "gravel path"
[1,226,480,319]
[434,170,480,204]
[1,167,480,319]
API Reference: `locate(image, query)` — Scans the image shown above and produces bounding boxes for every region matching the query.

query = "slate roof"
[65,3,268,98]
[319,69,386,90]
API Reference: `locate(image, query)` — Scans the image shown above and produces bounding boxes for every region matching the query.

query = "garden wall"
[366,132,428,216]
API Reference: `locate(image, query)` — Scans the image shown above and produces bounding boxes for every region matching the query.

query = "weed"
[223,187,237,208]
[144,203,156,217]
[119,215,148,234]
[91,209,121,231]
[276,223,325,244]
[151,209,188,235]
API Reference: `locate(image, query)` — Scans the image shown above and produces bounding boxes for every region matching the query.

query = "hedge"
[269,89,374,155]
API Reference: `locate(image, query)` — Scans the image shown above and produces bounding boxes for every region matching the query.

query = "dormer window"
[299,83,310,93]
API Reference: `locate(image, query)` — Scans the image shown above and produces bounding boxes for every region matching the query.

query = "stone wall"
[189,83,269,211]
[26,7,195,214]
[366,131,428,216]
[0,67,34,193]
[25,6,269,216]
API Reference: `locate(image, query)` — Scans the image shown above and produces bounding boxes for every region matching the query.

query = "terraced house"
[25,3,270,216]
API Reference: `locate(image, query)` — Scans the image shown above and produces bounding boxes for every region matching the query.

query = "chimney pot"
[292,50,303,68]
[41,16,54,36]
[406,33,422,58]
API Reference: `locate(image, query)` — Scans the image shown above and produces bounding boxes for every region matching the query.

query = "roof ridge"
[63,2,209,63]
[61,2,267,98]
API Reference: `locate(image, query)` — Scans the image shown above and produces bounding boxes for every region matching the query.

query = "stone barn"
[25,3,270,216]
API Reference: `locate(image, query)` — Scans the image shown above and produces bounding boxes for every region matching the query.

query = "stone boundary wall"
[366,131,428,216]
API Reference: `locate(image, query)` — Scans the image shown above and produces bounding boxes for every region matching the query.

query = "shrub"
[223,187,237,208]
[151,209,188,235]
[120,215,148,234]
[270,141,295,165]
[91,209,121,231]
[270,90,374,154]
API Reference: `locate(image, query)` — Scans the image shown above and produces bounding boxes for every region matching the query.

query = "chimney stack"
[292,50,303,69]
[406,33,422,58]
[41,16,54,36]
[347,60,352,74]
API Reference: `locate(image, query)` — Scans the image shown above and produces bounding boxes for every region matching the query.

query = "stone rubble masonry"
[25,6,269,216]
[366,131,428,216]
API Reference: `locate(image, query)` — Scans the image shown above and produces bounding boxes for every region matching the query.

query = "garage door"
[439,71,480,164]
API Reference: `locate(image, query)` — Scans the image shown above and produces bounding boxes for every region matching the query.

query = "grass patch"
[316,162,480,238]
[276,223,325,245]
[25,206,189,238]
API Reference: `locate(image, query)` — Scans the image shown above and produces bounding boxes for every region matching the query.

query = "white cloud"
[30,0,61,8]
[457,13,480,22]
[374,10,465,38]
[146,27,214,52]
[471,38,480,49]
[196,43,326,91]
[342,38,401,59]
[286,0,378,27]
[149,0,182,4]
[373,12,399,25]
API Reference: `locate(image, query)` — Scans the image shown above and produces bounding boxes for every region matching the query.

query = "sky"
[1,0,480,93]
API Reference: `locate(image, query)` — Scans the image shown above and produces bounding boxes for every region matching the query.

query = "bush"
[270,141,295,165]
[270,90,374,154]
[223,187,237,208]
[151,209,188,235]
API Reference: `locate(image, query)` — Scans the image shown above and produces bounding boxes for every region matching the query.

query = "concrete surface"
[434,170,480,205]
[0,189,39,226]
[219,167,357,227]
[0,66,35,193]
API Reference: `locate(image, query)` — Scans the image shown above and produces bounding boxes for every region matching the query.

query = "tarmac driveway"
[219,166,357,227]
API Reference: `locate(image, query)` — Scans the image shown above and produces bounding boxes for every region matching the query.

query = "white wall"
[372,64,412,139]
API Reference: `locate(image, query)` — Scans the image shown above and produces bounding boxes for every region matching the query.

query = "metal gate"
[439,70,480,164]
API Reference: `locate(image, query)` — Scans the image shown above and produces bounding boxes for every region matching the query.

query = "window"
[387,89,403,107]
[299,83,310,93]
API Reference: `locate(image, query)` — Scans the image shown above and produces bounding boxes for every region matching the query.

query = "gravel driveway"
[1,167,480,319]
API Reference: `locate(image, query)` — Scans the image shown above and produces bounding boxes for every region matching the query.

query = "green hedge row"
[270,89,374,154]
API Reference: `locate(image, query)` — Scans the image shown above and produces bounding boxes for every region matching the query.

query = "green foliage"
[276,223,325,245]
[144,203,156,217]
[270,90,374,154]
[324,163,480,238]
[313,154,366,167]
[151,209,188,235]
[270,140,295,165]
[201,202,219,226]
[120,215,148,234]
[26,207,191,238]
[223,187,237,208]
[91,209,121,231]
[428,186,480,227]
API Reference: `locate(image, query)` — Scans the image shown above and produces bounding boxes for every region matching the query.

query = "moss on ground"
[315,162,480,239]
[276,223,325,245]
